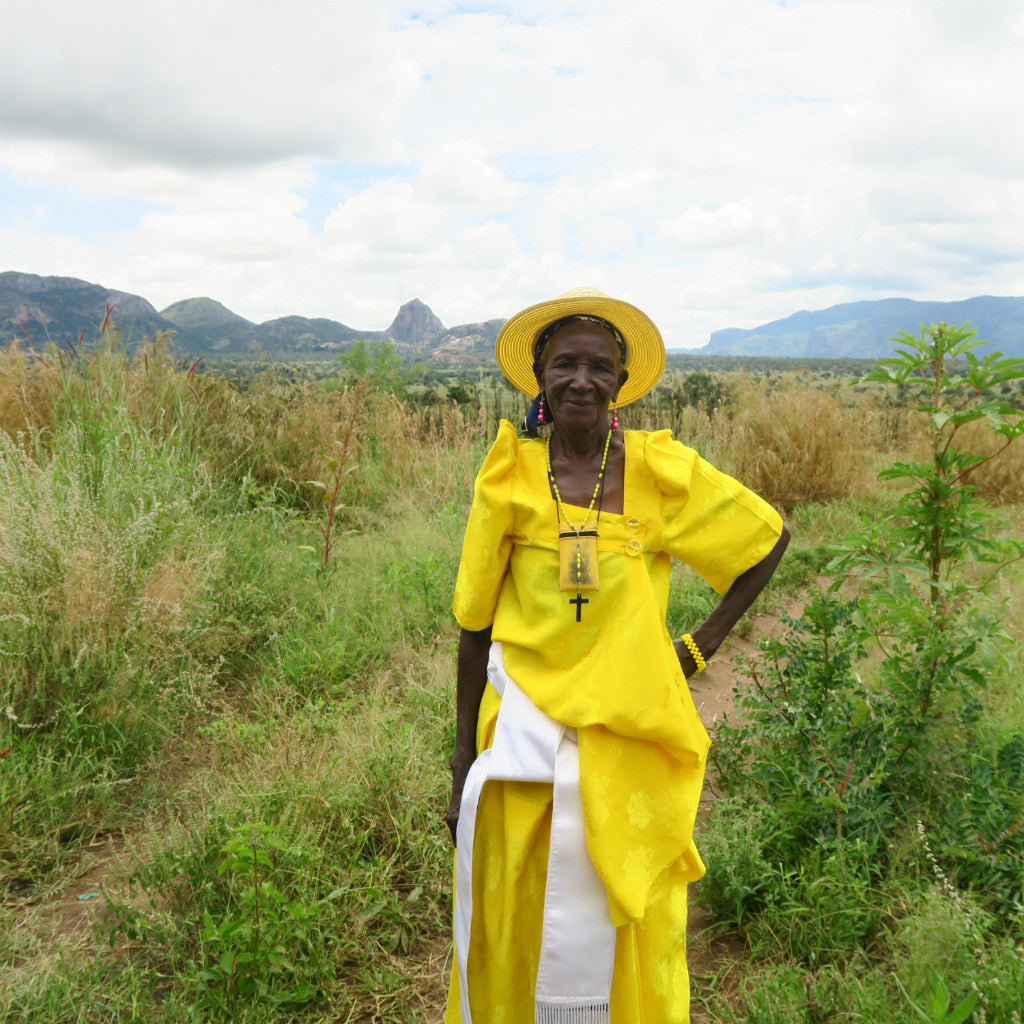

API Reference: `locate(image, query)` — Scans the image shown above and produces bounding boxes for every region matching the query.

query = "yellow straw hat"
[495,287,665,407]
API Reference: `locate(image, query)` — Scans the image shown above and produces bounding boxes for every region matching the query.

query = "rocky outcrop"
[385,298,445,344]
[0,271,173,346]
[429,319,505,364]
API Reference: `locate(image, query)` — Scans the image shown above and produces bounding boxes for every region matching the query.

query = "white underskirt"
[454,642,616,1024]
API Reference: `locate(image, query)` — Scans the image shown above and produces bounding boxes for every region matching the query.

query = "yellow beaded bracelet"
[680,633,707,673]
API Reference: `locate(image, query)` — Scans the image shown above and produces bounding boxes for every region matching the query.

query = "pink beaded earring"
[537,393,547,424]
[611,405,619,429]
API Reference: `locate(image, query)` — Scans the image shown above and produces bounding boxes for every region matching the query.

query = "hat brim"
[495,289,665,407]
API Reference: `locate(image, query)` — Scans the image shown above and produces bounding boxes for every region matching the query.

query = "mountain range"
[3,271,1024,362]
[703,295,1024,358]
[0,272,501,364]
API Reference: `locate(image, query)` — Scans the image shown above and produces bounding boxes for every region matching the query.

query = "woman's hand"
[446,756,473,847]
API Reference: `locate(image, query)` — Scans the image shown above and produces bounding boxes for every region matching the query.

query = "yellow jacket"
[453,421,784,925]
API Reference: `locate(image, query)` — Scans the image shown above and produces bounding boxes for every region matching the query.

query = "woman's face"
[539,320,626,432]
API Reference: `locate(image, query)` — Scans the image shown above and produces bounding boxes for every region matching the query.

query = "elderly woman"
[445,289,789,1024]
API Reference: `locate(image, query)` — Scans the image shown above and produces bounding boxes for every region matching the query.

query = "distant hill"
[0,271,179,347]
[159,300,374,356]
[430,319,507,365]
[160,297,256,352]
[4,271,1024,362]
[701,296,1024,357]
[0,273,452,360]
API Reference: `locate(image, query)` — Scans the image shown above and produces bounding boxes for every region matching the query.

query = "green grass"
[2,335,1022,1022]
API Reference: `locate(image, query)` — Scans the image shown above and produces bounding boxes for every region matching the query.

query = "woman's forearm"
[678,524,791,669]
[451,626,492,770]
[446,626,492,845]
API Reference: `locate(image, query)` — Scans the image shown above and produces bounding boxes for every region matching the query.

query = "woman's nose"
[568,364,593,390]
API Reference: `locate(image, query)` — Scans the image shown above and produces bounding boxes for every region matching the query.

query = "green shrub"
[96,672,453,1023]
[697,798,785,926]
[708,324,1024,972]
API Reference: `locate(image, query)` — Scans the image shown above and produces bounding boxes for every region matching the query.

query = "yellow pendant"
[558,529,600,592]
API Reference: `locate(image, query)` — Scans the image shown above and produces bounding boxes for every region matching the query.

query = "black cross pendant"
[569,592,589,622]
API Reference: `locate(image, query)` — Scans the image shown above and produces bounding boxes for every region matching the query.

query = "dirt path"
[3,836,129,954]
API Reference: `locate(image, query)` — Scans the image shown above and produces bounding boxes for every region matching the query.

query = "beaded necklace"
[545,429,612,621]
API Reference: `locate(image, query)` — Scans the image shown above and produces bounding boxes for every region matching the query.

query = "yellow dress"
[446,421,783,1024]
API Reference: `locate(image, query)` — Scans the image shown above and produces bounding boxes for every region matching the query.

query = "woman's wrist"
[689,621,725,662]
[679,633,707,673]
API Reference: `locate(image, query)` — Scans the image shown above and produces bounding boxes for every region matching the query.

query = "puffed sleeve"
[452,419,518,631]
[644,429,783,594]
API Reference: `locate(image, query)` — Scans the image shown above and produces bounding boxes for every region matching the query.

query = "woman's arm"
[445,625,492,846]
[674,524,791,677]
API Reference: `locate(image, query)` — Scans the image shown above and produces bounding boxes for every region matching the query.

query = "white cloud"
[0,1,414,165]
[656,202,759,249]
[419,142,521,207]
[3,0,1024,347]
[135,197,312,263]
[322,179,443,253]
[576,218,636,262]
[457,220,521,268]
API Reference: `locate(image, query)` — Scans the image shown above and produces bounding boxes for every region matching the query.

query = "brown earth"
[4,836,129,947]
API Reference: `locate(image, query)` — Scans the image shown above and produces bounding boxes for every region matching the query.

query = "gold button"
[626,517,642,533]
[625,539,643,557]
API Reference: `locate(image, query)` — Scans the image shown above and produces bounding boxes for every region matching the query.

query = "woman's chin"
[551,407,608,432]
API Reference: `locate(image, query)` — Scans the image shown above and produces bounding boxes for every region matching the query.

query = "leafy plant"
[104,819,334,1020]
[196,823,331,1015]
[895,970,979,1024]
[338,339,422,398]
[709,322,1024,947]
[309,428,355,567]
[860,322,1024,590]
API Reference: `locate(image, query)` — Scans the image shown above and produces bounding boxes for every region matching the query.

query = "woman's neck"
[549,420,612,460]
[545,420,625,516]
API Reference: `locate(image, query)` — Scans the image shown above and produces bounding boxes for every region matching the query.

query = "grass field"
[1,331,1022,1022]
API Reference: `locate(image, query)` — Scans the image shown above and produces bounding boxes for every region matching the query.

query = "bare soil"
[5,836,128,950]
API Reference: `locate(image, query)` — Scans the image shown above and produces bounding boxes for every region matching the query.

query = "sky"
[2,0,1023,350]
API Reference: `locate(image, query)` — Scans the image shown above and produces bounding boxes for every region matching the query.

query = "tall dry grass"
[0,428,207,719]
[0,341,219,724]
[1,335,484,517]
[627,376,888,511]
[722,380,882,511]
[939,416,1024,504]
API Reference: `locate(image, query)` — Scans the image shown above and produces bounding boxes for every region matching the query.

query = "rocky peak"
[385,298,445,344]
[0,271,95,295]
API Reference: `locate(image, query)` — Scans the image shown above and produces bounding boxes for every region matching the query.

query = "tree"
[337,340,417,397]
